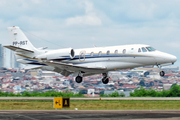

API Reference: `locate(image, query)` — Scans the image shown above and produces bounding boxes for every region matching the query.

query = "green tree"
[100,91,125,97]
[168,84,180,97]
[22,91,32,97]
[130,85,180,97]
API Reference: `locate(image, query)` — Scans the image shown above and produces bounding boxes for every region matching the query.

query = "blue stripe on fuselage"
[52,54,145,61]
[23,54,148,65]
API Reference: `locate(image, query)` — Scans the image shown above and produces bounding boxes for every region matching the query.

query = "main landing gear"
[102,73,109,84]
[75,76,83,83]
[75,72,110,84]
[75,71,84,83]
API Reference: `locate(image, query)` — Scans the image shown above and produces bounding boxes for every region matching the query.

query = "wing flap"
[4,45,34,53]
[23,65,43,69]
[43,61,107,73]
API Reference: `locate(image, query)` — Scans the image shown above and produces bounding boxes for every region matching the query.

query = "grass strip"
[0,100,180,110]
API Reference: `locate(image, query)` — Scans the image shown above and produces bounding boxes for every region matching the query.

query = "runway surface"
[0,110,180,120]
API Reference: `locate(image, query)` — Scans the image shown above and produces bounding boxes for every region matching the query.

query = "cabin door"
[79,50,86,62]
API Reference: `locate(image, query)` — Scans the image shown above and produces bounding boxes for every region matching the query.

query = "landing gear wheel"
[160,71,165,77]
[75,76,83,83]
[102,77,109,84]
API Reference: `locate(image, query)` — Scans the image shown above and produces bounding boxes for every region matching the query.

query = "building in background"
[162,66,179,72]
[0,44,5,67]
[11,51,20,68]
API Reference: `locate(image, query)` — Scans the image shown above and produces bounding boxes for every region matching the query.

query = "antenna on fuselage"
[93,45,97,47]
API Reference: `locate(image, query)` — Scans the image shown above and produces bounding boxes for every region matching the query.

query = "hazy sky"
[0,0,180,67]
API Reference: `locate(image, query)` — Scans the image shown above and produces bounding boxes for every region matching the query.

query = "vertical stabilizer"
[7,26,37,52]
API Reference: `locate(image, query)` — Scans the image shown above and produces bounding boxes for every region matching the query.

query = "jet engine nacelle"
[36,48,75,60]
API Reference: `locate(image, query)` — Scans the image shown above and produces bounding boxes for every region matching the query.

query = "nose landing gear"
[160,71,165,77]
[157,65,165,77]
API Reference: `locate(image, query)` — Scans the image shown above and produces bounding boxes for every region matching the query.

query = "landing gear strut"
[75,76,83,83]
[157,65,165,77]
[102,73,109,84]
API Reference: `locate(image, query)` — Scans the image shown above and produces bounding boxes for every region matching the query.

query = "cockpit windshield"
[141,47,147,52]
[146,47,156,52]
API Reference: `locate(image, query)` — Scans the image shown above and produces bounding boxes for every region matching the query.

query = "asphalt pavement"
[0,110,180,120]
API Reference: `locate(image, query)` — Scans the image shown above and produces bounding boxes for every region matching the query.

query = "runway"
[0,110,180,120]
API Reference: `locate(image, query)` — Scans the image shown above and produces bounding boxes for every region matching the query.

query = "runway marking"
[0,110,180,120]
[53,115,72,119]
[15,113,39,120]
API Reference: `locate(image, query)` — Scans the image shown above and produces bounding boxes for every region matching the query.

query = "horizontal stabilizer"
[4,45,34,53]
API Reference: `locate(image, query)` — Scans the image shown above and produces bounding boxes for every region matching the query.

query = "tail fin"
[7,26,37,52]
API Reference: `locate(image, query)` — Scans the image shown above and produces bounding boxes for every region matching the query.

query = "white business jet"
[4,26,177,84]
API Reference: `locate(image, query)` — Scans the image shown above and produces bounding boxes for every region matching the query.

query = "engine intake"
[70,49,75,59]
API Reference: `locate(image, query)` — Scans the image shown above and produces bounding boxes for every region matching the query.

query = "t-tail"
[4,26,43,65]
[5,26,38,53]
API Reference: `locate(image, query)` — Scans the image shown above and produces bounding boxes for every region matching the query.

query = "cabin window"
[146,47,156,52]
[90,52,94,56]
[138,48,141,52]
[107,50,110,55]
[115,50,118,55]
[122,49,126,54]
[98,51,102,56]
[142,47,147,52]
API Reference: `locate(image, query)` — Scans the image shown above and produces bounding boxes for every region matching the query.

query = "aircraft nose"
[165,54,177,64]
[170,55,177,63]
[155,51,177,65]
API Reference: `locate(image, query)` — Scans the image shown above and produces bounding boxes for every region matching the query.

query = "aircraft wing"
[43,61,107,74]
[4,45,34,53]
[23,65,43,70]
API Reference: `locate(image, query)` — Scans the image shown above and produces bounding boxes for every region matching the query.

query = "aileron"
[44,61,107,72]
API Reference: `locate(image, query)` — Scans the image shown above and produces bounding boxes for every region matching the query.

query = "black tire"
[102,77,109,84]
[160,71,165,77]
[75,76,83,83]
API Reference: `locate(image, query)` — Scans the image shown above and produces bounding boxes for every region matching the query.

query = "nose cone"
[164,53,177,64]
[169,54,177,63]
[154,51,177,65]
